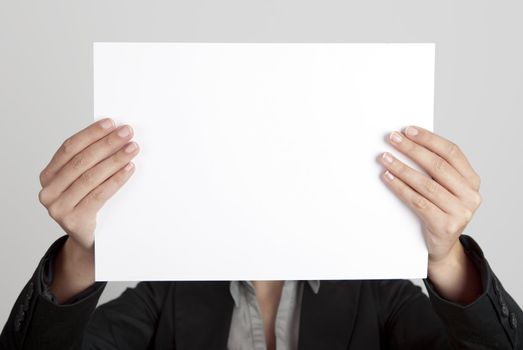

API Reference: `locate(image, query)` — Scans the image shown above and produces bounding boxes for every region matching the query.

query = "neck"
[252,280,284,303]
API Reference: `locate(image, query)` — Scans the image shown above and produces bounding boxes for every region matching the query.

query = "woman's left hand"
[379,125,483,303]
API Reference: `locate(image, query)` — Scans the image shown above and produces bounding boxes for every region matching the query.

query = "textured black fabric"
[1,234,522,349]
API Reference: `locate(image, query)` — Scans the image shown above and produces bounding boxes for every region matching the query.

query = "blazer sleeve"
[423,234,522,349]
[0,235,171,350]
[379,234,522,350]
[0,235,106,350]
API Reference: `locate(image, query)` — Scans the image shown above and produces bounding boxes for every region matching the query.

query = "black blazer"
[1,234,522,349]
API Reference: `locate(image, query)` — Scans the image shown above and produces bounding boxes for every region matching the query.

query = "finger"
[56,142,139,210]
[39,125,134,206]
[379,152,461,214]
[75,162,135,215]
[381,170,447,227]
[388,131,473,199]
[40,118,116,187]
[403,126,481,191]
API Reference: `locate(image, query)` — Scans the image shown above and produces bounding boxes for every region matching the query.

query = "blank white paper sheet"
[93,42,434,281]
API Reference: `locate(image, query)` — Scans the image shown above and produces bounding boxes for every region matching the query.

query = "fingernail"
[124,162,134,171]
[124,142,137,153]
[100,118,114,129]
[405,126,419,137]
[384,171,395,181]
[390,132,403,143]
[382,152,394,164]
[117,125,131,137]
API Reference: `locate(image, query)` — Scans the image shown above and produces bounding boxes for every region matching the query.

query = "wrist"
[64,236,95,264]
[49,237,95,304]
[428,240,463,276]
[427,240,482,305]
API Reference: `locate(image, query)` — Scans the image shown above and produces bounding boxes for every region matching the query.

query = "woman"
[1,118,521,349]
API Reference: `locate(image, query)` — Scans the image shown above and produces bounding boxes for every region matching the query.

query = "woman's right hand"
[38,118,139,302]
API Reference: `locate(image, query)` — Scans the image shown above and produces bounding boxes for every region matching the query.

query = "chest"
[148,280,381,350]
[227,281,302,350]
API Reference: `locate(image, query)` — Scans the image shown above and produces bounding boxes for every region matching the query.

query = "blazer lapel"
[298,280,362,350]
[174,281,234,350]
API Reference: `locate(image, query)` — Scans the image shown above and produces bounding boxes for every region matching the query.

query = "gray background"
[1,0,522,326]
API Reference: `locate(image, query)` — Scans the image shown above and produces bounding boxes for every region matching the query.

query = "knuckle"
[432,157,445,171]
[472,175,481,189]
[424,178,438,195]
[394,161,406,174]
[47,202,63,220]
[70,154,86,171]
[461,208,473,222]
[403,142,416,156]
[397,186,407,198]
[413,195,429,209]
[447,142,460,158]
[60,137,74,155]
[79,170,95,186]
[112,151,127,165]
[103,135,116,148]
[91,187,106,203]
[39,169,49,185]
[471,192,483,207]
[112,171,127,186]
[38,188,49,206]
